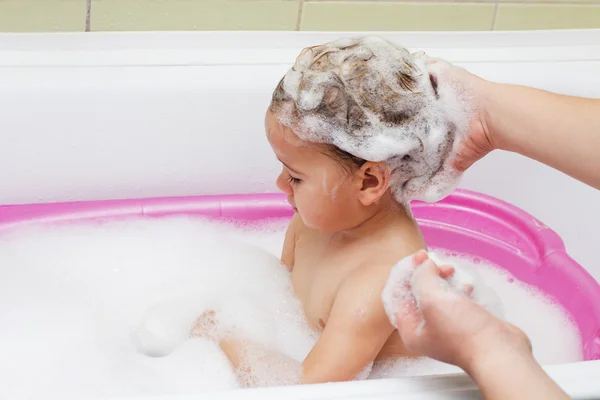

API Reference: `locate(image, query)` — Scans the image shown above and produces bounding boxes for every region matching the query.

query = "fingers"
[412,250,429,266]
[438,264,473,295]
[439,265,475,297]
[439,264,455,279]
[394,256,447,348]
[413,261,476,302]
[410,258,447,301]
[383,251,428,335]
[385,251,465,341]
[395,257,442,334]
[463,284,474,296]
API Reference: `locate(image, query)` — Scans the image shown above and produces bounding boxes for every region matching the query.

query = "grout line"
[492,1,499,31]
[296,0,305,31]
[85,0,92,32]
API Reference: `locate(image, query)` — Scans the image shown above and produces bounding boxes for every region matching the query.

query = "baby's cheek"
[297,197,326,228]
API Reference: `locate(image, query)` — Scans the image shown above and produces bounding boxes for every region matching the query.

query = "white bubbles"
[381,250,581,372]
[272,36,471,205]
[0,217,314,398]
[381,253,418,329]
[133,295,207,358]
[234,343,304,387]
[0,218,581,397]
[467,256,582,365]
[381,251,503,331]
[430,252,505,319]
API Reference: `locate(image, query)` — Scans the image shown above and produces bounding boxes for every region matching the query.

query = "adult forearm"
[483,82,600,189]
[466,349,570,400]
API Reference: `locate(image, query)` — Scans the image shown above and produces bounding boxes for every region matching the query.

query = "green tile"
[495,4,600,30]
[300,2,495,31]
[0,0,86,32]
[91,0,299,31]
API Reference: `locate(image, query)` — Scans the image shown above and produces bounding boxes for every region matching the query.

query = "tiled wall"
[1,0,600,33]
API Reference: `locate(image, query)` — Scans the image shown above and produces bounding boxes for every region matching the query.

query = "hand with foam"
[423,57,495,173]
[381,251,529,373]
[382,251,571,400]
[426,57,600,192]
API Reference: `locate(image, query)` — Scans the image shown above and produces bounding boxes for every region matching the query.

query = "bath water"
[0,216,581,399]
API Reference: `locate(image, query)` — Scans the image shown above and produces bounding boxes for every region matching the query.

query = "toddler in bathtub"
[191,36,477,385]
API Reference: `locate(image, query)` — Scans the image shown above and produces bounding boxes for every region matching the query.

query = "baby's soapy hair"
[269,36,468,204]
[270,76,367,173]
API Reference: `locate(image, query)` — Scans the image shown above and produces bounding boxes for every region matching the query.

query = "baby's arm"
[301,267,395,383]
[281,213,301,271]
[211,267,394,386]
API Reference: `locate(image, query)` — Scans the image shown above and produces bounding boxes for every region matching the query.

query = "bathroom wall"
[0,0,599,33]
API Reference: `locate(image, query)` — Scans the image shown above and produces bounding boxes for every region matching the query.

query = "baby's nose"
[276,173,292,194]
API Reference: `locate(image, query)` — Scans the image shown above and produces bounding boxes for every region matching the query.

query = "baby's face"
[265,111,367,233]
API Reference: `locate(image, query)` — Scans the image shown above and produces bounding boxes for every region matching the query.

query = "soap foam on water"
[0,218,314,399]
[0,218,582,398]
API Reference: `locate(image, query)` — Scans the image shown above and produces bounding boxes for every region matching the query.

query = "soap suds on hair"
[269,36,471,205]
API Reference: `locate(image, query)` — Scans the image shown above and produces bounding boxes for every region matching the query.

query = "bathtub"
[1,29,600,399]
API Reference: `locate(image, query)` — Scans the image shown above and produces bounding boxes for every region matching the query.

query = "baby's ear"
[356,162,390,206]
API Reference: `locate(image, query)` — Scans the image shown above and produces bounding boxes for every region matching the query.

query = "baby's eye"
[287,175,302,186]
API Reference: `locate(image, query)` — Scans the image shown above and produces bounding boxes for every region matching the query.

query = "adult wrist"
[464,341,535,383]
[476,78,502,153]
[458,321,534,377]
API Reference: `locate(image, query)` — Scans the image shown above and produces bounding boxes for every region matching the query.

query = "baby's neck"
[333,201,418,242]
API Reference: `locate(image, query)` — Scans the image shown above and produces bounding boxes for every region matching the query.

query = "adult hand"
[426,56,600,189]
[426,58,496,173]
[386,251,570,400]
[388,251,531,373]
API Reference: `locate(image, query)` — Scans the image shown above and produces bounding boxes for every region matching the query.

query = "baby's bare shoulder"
[334,240,418,311]
[353,228,423,273]
[346,260,395,293]
[327,226,424,326]
[332,262,396,322]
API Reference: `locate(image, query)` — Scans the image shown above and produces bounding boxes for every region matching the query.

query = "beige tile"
[495,4,600,30]
[300,2,495,31]
[0,0,86,32]
[498,0,600,3]
[91,0,298,31]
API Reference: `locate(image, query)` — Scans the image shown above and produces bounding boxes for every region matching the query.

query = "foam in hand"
[270,36,471,205]
[381,251,504,330]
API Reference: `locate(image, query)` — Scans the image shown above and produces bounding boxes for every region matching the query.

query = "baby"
[192,36,470,385]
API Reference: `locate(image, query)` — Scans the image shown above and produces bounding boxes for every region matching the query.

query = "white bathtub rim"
[97,360,600,400]
[0,29,598,67]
